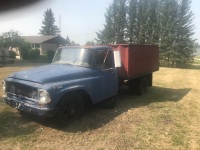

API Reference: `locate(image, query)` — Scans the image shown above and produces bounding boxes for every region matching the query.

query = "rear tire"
[138,77,148,95]
[129,80,137,94]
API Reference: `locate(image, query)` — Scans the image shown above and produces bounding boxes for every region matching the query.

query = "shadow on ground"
[0,109,38,140]
[0,86,191,135]
[47,86,191,132]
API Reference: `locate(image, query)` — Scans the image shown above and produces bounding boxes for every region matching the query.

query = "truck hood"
[9,64,97,84]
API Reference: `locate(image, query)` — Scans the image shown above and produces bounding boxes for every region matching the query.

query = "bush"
[28,49,40,60]
[39,54,48,62]
[9,50,16,59]
[19,41,31,60]
[46,50,55,63]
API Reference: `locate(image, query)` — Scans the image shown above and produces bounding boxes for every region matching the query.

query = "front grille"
[6,82,38,99]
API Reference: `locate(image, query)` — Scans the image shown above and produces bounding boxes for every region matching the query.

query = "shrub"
[19,41,31,60]
[28,49,40,60]
[38,54,48,63]
[9,50,16,59]
[46,50,55,63]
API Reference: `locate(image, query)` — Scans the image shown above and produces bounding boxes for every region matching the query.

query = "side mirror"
[113,51,121,67]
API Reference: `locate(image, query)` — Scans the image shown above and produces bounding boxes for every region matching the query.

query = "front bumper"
[3,96,58,117]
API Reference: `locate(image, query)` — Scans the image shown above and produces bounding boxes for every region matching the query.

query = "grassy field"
[0,60,200,150]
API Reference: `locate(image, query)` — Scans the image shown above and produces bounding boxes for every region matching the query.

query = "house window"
[31,44,40,49]
[35,44,40,49]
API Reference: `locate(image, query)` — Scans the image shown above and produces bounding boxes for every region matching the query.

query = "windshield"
[52,48,94,68]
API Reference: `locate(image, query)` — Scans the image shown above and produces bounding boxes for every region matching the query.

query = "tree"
[39,8,60,36]
[0,30,23,49]
[96,0,127,44]
[159,0,195,67]
[126,0,138,44]
[112,0,127,43]
[174,0,196,66]
[0,30,31,60]
[70,41,79,46]
[158,0,180,66]
[96,5,115,44]
[86,40,96,46]
[66,35,71,45]
[126,0,160,44]
[97,0,196,67]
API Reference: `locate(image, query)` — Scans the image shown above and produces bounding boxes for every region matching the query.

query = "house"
[22,35,66,54]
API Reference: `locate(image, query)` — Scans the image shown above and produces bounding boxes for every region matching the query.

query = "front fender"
[47,79,96,107]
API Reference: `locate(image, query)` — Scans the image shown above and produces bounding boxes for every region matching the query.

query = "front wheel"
[56,92,84,125]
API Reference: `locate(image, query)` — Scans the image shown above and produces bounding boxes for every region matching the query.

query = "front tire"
[56,92,84,125]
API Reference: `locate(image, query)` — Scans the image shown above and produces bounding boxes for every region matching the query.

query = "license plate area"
[6,100,23,110]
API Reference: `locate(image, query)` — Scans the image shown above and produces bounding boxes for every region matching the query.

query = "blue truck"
[2,44,159,123]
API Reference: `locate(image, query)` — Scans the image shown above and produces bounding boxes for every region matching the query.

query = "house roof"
[22,35,59,44]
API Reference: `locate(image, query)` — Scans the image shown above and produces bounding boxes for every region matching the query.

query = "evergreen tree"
[39,8,59,36]
[159,0,195,67]
[96,5,115,44]
[126,0,160,44]
[159,0,179,66]
[174,0,196,66]
[86,40,96,46]
[96,0,126,44]
[66,35,71,45]
[126,0,138,43]
[145,0,160,44]
[97,0,196,67]
[112,0,127,43]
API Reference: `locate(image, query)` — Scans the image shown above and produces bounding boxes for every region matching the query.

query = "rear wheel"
[56,92,84,125]
[129,80,137,94]
[138,77,148,95]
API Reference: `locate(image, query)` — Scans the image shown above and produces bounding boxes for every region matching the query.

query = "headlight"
[2,80,6,97]
[38,89,51,105]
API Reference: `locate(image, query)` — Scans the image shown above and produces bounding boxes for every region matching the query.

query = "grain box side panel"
[128,45,159,78]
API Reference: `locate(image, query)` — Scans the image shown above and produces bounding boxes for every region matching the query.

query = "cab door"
[95,49,118,100]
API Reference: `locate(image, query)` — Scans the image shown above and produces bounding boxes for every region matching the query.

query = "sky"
[0,0,199,45]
